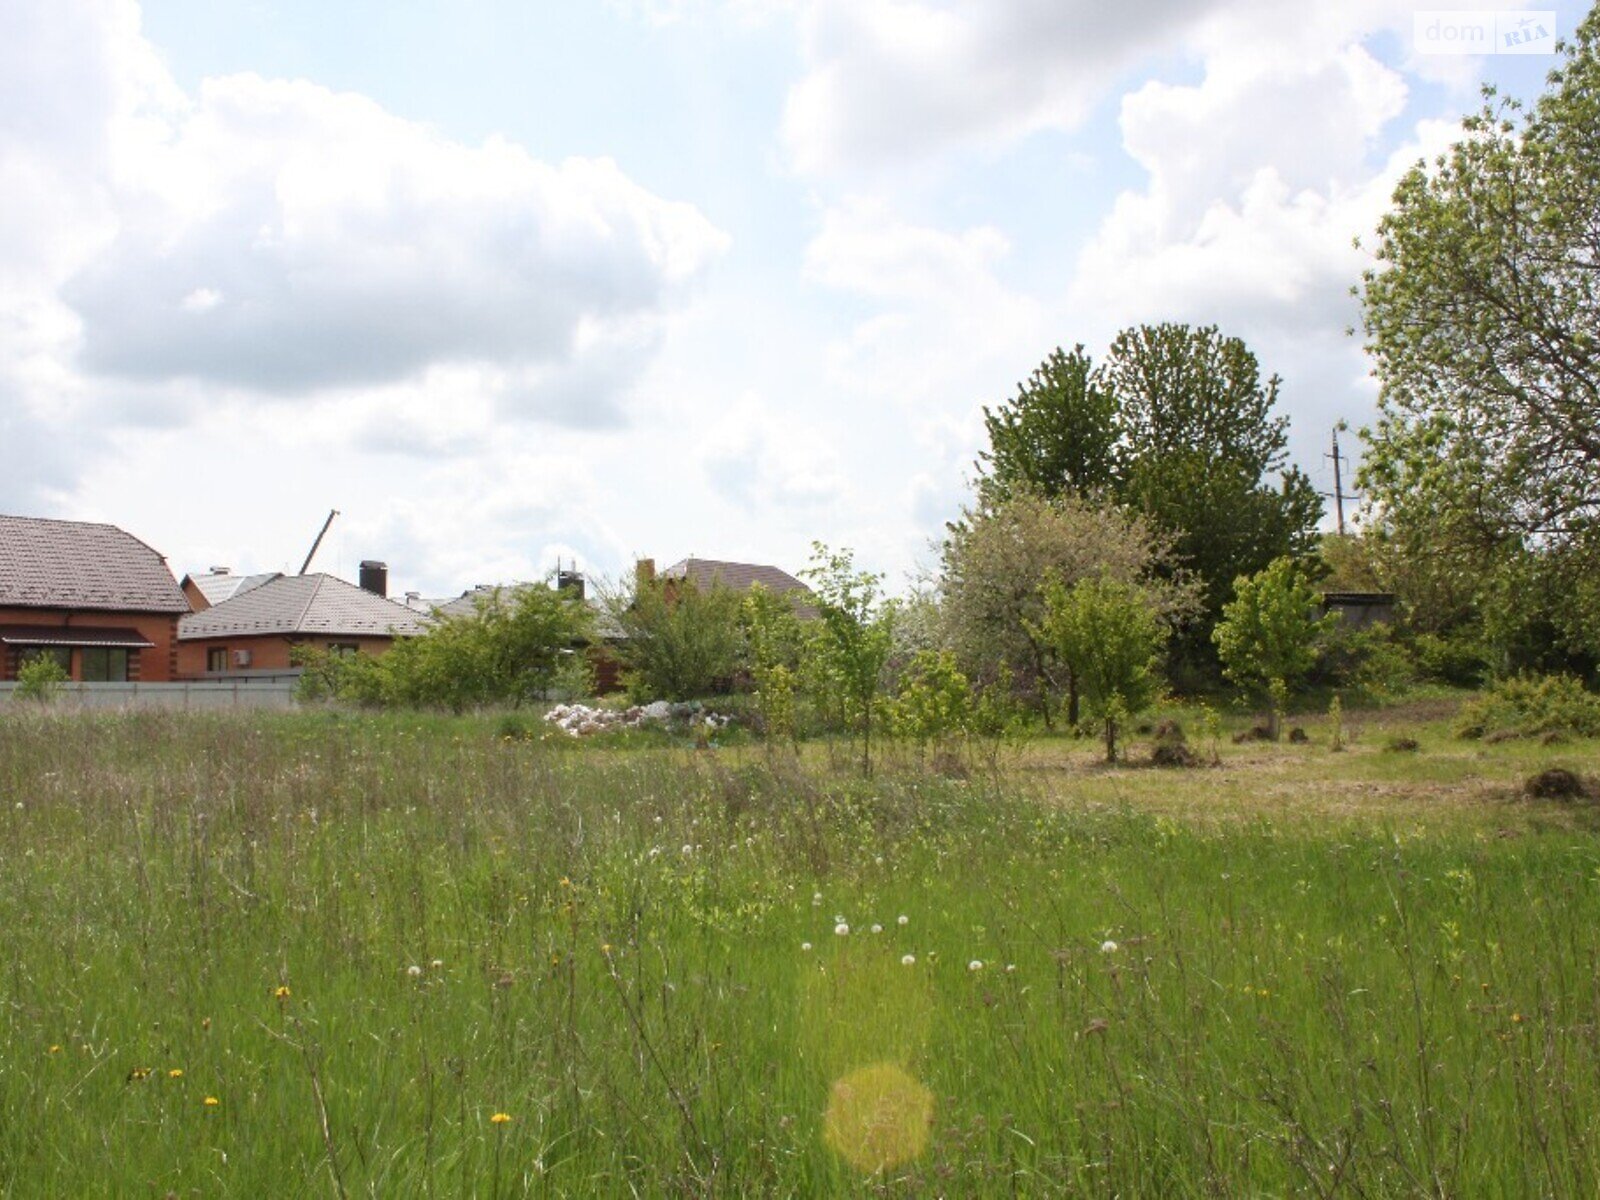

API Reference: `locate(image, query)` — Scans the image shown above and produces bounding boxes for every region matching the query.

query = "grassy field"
[2,702,1599,1195]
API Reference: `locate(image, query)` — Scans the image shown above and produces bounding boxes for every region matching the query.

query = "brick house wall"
[176,634,399,678]
[0,607,181,682]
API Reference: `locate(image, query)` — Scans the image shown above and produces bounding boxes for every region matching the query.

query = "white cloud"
[0,0,727,461]
[700,393,849,514]
[62,73,727,403]
[781,0,1233,174]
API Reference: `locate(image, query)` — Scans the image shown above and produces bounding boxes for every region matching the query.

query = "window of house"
[81,647,129,682]
[207,647,228,673]
[18,646,72,674]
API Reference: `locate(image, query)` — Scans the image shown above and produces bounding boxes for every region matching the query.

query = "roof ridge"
[293,574,324,633]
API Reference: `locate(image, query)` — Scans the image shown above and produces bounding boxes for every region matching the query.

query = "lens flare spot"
[824,1063,934,1172]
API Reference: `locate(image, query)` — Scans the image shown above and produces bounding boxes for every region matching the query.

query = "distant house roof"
[660,557,809,596]
[435,581,623,641]
[183,570,282,608]
[178,573,433,641]
[0,514,189,614]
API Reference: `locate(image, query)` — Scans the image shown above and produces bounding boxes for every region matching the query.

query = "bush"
[1411,631,1490,687]
[13,655,69,703]
[1455,674,1600,741]
[1315,622,1415,700]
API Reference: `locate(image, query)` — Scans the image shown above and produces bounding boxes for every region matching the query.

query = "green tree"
[1033,574,1166,762]
[1213,556,1329,739]
[1360,13,1600,660]
[971,326,1322,672]
[891,649,974,761]
[741,583,807,745]
[1101,323,1323,655]
[939,489,1199,728]
[803,544,895,775]
[316,583,592,712]
[610,576,744,701]
[978,345,1119,502]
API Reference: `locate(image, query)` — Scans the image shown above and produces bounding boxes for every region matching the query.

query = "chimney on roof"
[209,566,231,575]
[636,558,656,591]
[359,560,388,598]
[557,567,586,600]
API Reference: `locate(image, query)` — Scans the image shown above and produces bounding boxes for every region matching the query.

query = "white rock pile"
[542,701,733,738]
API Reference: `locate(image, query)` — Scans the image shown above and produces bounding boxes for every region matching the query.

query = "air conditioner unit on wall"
[233,649,253,667]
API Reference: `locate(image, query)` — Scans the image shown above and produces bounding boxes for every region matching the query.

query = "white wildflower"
[1100,940,1119,954]
[901,954,916,966]
[835,922,850,936]
[968,960,984,971]
[897,915,909,926]
[870,924,883,934]
[407,964,423,978]
[801,942,813,952]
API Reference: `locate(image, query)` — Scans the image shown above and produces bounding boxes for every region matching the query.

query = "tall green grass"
[1,710,1598,1194]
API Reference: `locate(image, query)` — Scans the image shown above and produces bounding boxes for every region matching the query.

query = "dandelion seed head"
[407,964,423,978]
[968,960,984,971]
[870,924,883,934]
[897,915,909,926]
[901,954,916,966]
[835,922,850,936]
[801,942,813,952]
[1100,940,1119,954]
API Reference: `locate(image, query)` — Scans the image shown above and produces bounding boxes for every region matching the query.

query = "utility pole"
[1324,424,1353,536]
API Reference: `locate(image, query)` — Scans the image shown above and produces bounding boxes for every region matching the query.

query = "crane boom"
[299,509,339,575]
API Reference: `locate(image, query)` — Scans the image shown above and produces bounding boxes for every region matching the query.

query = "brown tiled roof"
[0,514,190,613]
[178,573,433,640]
[660,558,809,595]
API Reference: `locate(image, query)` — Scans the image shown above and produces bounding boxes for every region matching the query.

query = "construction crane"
[299,509,339,575]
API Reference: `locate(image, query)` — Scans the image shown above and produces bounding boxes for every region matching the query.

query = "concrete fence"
[0,671,302,711]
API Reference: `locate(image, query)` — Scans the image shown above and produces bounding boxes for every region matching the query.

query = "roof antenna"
[299,509,339,575]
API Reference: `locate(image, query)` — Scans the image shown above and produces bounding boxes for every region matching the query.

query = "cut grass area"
[1,706,1598,1194]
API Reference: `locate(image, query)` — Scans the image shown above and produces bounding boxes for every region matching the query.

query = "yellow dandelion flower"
[1512,1012,1524,1024]
[204,1096,220,1107]
[490,1112,512,1125]
[601,943,613,955]
[274,985,292,1000]
[48,1045,61,1055]
[168,1068,184,1079]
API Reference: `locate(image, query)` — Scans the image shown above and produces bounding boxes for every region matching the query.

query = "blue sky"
[0,0,1583,597]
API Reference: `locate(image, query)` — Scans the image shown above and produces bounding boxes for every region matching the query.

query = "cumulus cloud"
[782,0,1230,174]
[61,74,727,403]
[0,0,726,452]
[700,394,849,514]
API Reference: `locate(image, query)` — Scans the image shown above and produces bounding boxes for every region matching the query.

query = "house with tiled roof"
[176,571,432,677]
[180,567,283,612]
[0,514,191,682]
[652,557,815,617]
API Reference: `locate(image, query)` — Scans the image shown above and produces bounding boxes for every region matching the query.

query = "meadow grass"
[1,706,1598,1195]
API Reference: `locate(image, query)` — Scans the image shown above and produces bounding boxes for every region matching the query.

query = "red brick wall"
[175,634,398,679]
[0,607,181,682]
